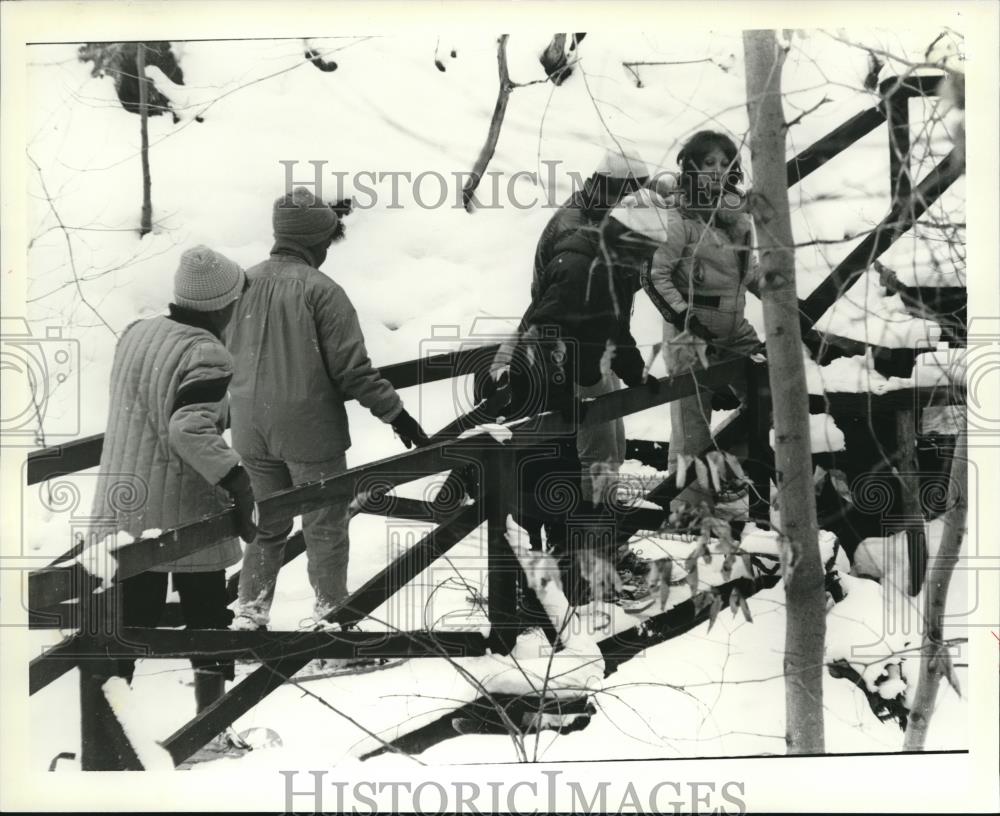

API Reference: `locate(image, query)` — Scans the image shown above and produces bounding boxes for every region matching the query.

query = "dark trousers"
[116,570,235,682]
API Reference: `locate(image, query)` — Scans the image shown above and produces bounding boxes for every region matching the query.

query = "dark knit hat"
[272,186,339,245]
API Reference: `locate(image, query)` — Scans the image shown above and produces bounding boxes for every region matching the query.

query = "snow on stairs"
[361,524,806,760]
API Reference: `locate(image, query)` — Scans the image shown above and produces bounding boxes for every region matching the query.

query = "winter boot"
[193,669,226,713]
[194,670,248,751]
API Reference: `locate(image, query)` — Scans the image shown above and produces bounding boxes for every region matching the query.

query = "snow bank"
[70,529,135,588]
[102,677,176,770]
[805,348,892,393]
[25,29,968,771]
[804,345,966,395]
[768,412,845,453]
[814,273,943,348]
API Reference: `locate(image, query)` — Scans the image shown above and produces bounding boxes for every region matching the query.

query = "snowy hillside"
[19,27,970,777]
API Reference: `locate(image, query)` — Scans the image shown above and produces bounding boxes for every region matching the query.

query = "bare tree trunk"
[462,35,513,212]
[903,431,967,750]
[137,43,152,236]
[743,29,826,755]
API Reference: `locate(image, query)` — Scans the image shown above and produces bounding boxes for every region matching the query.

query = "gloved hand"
[219,465,258,543]
[670,330,710,371]
[711,386,742,411]
[481,366,510,401]
[391,408,431,449]
[748,340,767,364]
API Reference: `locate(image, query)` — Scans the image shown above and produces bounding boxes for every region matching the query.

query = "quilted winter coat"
[90,311,242,572]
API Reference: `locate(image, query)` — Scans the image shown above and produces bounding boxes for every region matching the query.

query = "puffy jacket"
[227,251,402,462]
[90,310,242,572]
[641,209,762,352]
[532,191,591,301]
[532,175,646,302]
[523,223,647,389]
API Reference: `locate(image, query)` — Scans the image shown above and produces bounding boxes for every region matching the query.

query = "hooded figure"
[532,146,651,300]
[92,245,257,724]
[486,189,666,572]
[227,187,429,630]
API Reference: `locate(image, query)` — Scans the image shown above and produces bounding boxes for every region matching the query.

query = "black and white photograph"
[1,0,997,812]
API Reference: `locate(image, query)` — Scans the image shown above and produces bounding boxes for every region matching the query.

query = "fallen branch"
[462,35,514,212]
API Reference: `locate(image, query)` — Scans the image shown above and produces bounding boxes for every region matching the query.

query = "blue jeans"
[236,453,349,626]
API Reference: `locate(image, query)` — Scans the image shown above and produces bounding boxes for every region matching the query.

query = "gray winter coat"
[641,209,762,355]
[227,251,402,462]
[90,313,242,572]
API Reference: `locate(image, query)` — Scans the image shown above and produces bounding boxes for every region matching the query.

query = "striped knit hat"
[173,245,245,312]
[272,186,339,245]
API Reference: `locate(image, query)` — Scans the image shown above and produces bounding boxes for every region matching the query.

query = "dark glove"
[479,367,510,403]
[711,386,742,411]
[219,465,258,543]
[614,348,647,390]
[645,375,661,395]
[391,408,431,449]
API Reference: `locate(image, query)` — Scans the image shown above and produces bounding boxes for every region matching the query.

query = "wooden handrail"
[25,343,502,486]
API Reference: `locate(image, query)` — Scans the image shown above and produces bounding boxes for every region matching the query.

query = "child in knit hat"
[91,244,256,736]
[227,188,429,635]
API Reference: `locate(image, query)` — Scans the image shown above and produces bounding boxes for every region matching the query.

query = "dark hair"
[677,130,743,208]
[328,196,353,243]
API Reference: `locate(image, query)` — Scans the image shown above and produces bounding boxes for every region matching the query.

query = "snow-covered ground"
[27,515,969,772]
[14,27,971,775]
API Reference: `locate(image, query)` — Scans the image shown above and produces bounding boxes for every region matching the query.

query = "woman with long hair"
[640,130,765,500]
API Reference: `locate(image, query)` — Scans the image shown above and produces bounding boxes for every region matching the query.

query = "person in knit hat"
[489,146,651,382]
[90,244,256,733]
[227,186,429,633]
[533,146,651,299]
[479,189,664,596]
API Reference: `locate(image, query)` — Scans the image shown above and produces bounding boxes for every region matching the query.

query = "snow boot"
[193,669,226,713]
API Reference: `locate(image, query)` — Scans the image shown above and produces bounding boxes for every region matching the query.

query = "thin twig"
[27,153,117,338]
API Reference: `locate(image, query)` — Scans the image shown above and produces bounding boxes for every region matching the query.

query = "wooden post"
[746,358,772,528]
[886,86,912,218]
[78,577,141,770]
[137,44,152,236]
[485,447,519,654]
